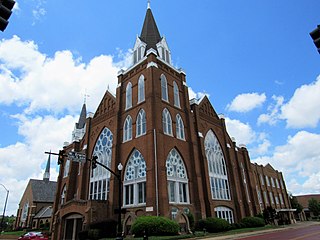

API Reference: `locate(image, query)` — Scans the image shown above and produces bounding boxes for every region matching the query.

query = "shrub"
[88,229,100,240]
[89,219,117,238]
[78,230,88,240]
[240,216,265,228]
[198,218,230,233]
[131,216,179,237]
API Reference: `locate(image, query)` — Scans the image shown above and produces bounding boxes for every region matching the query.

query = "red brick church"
[51,4,292,240]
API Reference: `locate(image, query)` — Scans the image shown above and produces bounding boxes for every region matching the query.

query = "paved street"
[202,221,320,240]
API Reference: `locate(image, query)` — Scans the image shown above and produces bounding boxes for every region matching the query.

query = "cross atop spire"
[147,0,151,9]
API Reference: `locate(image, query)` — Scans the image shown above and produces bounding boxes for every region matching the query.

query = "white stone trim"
[198,132,204,138]
[147,61,159,68]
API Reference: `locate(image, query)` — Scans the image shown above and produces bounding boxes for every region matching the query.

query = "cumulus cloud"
[253,131,320,194]
[258,95,284,126]
[224,117,256,145]
[0,35,130,215]
[0,36,120,114]
[188,87,209,100]
[280,75,320,128]
[226,92,266,113]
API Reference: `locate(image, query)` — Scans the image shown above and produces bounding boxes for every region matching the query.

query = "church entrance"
[63,214,83,240]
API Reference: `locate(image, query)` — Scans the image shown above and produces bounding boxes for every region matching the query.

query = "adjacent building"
[15,155,56,229]
[51,5,292,240]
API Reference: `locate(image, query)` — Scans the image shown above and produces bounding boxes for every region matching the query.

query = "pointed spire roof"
[140,5,161,51]
[76,103,87,129]
[43,152,51,181]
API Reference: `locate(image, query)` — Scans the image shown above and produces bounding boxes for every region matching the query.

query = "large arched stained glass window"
[90,128,113,200]
[138,75,145,103]
[166,149,189,204]
[204,130,231,200]
[124,149,147,206]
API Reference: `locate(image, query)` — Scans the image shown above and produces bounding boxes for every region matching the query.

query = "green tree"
[290,196,303,213]
[308,198,320,216]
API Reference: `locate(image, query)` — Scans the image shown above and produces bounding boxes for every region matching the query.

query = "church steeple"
[72,103,87,142]
[140,4,161,52]
[132,3,172,65]
[43,151,51,181]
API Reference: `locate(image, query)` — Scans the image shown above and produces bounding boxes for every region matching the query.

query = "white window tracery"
[89,128,113,200]
[63,159,70,178]
[136,109,146,137]
[173,81,180,108]
[126,82,132,109]
[162,108,172,136]
[214,206,234,224]
[124,149,147,206]
[161,74,168,101]
[123,115,132,142]
[166,149,189,204]
[138,75,145,103]
[176,114,185,140]
[205,130,231,200]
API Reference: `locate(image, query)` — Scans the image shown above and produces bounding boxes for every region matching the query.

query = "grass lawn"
[1,230,24,236]
[100,225,280,239]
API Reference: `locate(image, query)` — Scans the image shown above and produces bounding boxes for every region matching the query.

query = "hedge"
[197,217,230,233]
[131,216,180,237]
[240,216,265,228]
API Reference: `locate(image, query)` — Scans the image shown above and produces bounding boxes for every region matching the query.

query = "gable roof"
[29,179,57,203]
[33,206,53,219]
[94,90,116,118]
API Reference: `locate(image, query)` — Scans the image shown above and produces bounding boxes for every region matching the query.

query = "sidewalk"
[200,221,320,240]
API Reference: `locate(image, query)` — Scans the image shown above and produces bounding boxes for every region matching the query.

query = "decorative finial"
[147,0,151,9]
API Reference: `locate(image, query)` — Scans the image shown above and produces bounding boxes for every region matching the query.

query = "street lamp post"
[0,184,9,233]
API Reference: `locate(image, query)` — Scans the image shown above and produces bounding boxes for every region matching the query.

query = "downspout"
[153,129,159,216]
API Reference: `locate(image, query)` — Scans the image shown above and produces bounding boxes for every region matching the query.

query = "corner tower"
[115,3,203,228]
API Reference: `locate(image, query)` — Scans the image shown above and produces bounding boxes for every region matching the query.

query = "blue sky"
[0,0,319,215]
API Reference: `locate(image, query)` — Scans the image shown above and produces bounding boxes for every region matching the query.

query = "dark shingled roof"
[33,206,53,219]
[30,179,57,202]
[140,8,161,52]
[76,103,86,129]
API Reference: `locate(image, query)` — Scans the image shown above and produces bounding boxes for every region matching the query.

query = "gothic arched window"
[205,130,231,200]
[214,206,234,224]
[63,159,70,178]
[166,149,189,204]
[136,109,146,137]
[126,82,132,110]
[90,128,113,200]
[162,108,172,135]
[138,75,145,103]
[173,81,180,108]
[124,149,147,206]
[123,115,132,142]
[176,114,185,140]
[161,74,168,101]
[21,201,29,221]
[61,185,67,205]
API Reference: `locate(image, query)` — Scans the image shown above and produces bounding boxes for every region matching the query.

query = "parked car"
[18,232,48,240]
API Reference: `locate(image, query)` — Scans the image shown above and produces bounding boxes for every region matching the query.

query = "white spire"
[147,0,151,9]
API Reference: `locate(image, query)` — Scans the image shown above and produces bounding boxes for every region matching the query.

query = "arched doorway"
[63,213,83,240]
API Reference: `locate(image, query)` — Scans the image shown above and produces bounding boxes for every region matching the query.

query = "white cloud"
[253,131,320,195]
[0,36,121,114]
[0,35,131,215]
[224,117,256,145]
[188,87,209,100]
[257,95,284,126]
[227,92,266,113]
[280,75,320,128]
[0,114,76,215]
